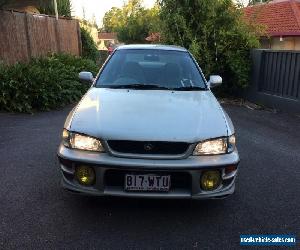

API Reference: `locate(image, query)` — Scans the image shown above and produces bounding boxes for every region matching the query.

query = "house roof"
[98,32,118,40]
[145,32,161,42]
[243,0,300,36]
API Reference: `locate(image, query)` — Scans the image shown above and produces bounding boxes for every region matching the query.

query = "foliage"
[80,26,99,62]
[0,54,98,113]
[38,0,72,17]
[235,0,270,8]
[247,0,270,6]
[102,7,124,33]
[159,0,260,94]
[102,0,161,44]
[0,0,8,8]
[80,18,98,30]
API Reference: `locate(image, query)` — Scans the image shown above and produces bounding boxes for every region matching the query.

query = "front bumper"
[57,144,240,199]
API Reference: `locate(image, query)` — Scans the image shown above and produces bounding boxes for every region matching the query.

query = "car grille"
[106,140,190,155]
[105,170,191,190]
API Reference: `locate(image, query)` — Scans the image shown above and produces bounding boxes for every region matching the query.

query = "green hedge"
[0,54,99,113]
[80,26,99,62]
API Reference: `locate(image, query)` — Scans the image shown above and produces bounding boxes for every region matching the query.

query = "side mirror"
[208,75,222,88]
[79,71,94,83]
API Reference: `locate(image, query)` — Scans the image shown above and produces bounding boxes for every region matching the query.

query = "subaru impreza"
[57,45,239,199]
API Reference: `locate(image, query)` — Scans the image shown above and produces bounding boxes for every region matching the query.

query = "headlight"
[193,135,236,155]
[62,129,105,152]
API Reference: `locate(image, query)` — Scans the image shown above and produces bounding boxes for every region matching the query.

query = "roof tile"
[243,0,300,36]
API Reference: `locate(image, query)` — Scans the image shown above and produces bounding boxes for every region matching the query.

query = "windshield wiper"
[172,86,207,91]
[106,84,171,90]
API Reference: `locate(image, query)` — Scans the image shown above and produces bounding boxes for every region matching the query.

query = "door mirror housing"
[208,75,222,88]
[79,71,94,83]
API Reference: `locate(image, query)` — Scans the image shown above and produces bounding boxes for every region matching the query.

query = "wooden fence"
[0,10,81,64]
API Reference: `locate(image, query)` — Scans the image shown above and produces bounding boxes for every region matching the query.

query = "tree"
[248,0,269,6]
[103,7,125,32]
[80,26,99,62]
[117,7,150,44]
[159,0,259,94]
[0,0,8,8]
[235,0,270,7]
[0,0,72,17]
[146,4,161,34]
[102,0,161,44]
[38,0,72,17]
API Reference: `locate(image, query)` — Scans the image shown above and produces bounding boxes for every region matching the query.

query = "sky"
[71,0,156,26]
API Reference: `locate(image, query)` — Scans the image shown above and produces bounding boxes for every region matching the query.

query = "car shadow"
[62,192,234,216]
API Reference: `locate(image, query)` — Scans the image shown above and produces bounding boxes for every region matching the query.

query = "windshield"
[96,49,206,90]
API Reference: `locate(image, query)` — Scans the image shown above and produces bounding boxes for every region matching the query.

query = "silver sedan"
[57,45,239,199]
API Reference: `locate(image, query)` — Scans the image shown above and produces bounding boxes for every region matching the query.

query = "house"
[145,32,161,43]
[243,0,300,50]
[98,32,118,51]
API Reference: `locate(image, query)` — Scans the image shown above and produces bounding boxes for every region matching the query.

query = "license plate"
[125,174,171,192]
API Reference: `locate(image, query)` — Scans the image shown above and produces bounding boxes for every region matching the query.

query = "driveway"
[0,104,299,249]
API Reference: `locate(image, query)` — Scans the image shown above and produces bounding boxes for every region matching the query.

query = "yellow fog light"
[75,166,95,185]
[200,170,221,191]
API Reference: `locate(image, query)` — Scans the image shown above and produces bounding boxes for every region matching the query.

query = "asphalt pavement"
[0,104,299,249]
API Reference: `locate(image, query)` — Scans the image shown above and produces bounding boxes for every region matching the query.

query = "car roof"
[116,44,188,52]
